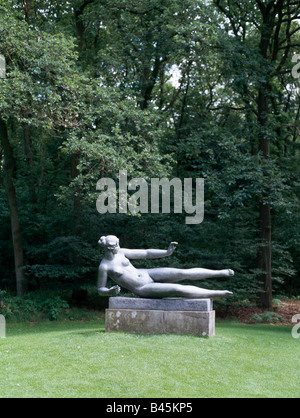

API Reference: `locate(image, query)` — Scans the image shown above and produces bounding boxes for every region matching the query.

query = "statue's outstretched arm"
[121,242,178,260]
[97,266,120,296]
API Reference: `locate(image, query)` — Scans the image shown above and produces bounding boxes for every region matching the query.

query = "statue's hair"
[99,235,119,247]
[98,236,106,246]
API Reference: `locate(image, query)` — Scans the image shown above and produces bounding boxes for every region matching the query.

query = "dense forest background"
[0,0,299,310]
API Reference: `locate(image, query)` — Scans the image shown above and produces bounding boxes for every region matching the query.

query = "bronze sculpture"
[97,235,234,299]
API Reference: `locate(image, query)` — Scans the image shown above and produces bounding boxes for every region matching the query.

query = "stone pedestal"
[105,297,215,337]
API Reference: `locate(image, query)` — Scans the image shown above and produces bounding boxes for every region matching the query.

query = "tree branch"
[283,123,300,136]
[255,0,266,14]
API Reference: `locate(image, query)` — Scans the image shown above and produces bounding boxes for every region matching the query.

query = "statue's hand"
[167,241,178,254]
[109,285,121,296]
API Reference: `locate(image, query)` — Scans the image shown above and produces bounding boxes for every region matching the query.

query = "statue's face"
[106,236,119,252]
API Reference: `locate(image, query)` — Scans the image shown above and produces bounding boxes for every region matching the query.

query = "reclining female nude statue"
[97,235,234,299]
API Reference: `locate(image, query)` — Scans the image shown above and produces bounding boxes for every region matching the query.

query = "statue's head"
[98,235,119,251]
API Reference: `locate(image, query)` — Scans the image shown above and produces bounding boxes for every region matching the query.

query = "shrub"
[40,296,69,321]
[249,312,284,324]
[0,292,69,321]
[272,299,284,307]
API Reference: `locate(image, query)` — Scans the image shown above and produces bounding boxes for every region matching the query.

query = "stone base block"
[109,297,213,312]
[105,308,215,337]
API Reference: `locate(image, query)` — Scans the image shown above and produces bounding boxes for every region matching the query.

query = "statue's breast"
[108,255,132,280]
[122,257,130,267]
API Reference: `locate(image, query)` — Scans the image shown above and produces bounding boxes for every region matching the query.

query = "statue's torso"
[102,252,152,292]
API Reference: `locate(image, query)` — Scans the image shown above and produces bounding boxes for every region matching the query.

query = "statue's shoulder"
[99,258,109,270]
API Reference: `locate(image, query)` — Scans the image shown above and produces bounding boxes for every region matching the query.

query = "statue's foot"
[219,269,234,277]
[213,290,233,299]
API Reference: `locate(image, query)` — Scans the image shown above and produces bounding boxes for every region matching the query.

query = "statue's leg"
[148,267,234,283]
[135,282,232,299]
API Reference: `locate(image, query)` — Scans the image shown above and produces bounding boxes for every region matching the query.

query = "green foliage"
[0,0,299,302]
[272,299,284,308]
[0,290,69,321]
[249,312,284,324]
[23,235,99,290]
[0,8,79,126]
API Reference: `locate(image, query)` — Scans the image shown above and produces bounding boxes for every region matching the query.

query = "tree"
[0,117,25,296]
[156,0,299,304]
[0,3,80,295]
[1,0,299,302]
[212,0,300,307]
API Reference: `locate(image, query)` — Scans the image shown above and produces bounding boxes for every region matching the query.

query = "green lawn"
[0,318,299,398]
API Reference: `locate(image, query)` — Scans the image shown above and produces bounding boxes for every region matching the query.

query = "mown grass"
[0,318,299,398]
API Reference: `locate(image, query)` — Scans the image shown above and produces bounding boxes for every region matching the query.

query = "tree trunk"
[0,118,26,296]
[23,123,37,204]
[72,1,96,235]
[256,86,273,309]
[23,0,33,24]
[140,57,163,110]
[71,151,82,236]
[74,0,95,52]
[257,201,272,308]
[255,6,274,308]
